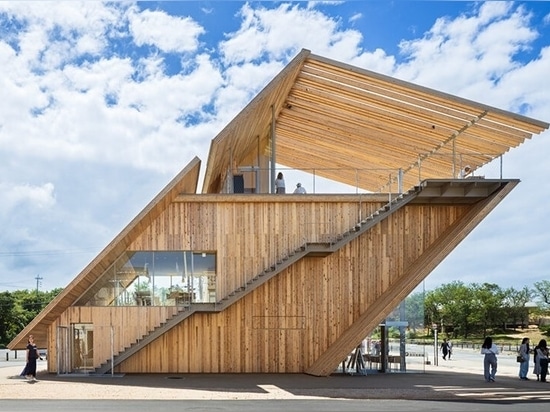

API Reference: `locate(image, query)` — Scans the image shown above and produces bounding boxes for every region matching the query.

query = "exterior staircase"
[94,185,423,374]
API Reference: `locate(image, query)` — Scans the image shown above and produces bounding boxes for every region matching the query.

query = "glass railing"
[230,152,505,195]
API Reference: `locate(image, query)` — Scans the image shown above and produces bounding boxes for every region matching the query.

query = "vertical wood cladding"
[49,306,180,370]
[105,197,471,373]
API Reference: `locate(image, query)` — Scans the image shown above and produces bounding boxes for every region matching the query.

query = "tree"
[502,286,532,328]
[533,280,550,309]
[470,283,505,336]
[0,292,17,346]
[425,281,477,339]
[0,288,62,346]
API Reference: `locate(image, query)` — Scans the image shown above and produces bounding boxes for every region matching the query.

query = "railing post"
[111,326,114,377]
[359,193,362,222]
[388,173,392,205]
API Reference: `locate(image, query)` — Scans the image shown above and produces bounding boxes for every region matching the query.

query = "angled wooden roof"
[8,157,201,349]
[202,49,548,193]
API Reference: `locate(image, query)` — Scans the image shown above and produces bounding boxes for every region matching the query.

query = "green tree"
[533,280,550,310]
[470,283,505,336]
[502,286,532,329]
[0,288,62,346]
[425,281,476,339]
[0,292,17,346]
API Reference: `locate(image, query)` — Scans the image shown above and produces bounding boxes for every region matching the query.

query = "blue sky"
[0,1,549,293]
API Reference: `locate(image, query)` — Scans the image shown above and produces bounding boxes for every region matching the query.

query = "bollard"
[5,352,8,361]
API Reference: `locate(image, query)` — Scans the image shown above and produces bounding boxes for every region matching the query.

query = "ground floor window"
[339,284,427,374]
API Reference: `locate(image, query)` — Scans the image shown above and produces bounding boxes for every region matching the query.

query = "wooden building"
[8,49,548,376]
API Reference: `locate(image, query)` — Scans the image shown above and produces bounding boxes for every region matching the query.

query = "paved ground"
[1,347,548,403]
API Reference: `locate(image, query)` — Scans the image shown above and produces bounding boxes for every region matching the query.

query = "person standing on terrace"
[293,182,306,194]
[275,172,285,193]
[458,165,472,178]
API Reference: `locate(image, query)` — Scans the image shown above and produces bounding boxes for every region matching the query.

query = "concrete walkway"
[1,348,548,401]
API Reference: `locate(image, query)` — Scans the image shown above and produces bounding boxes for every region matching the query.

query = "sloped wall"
[117,200,470,373]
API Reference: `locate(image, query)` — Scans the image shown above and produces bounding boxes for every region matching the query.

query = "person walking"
[19,336,31,379]
[440,338,450,360]
[535,339,549,382]
[481,336,499,382]
[518,337,530,380]
[25,334,43,382]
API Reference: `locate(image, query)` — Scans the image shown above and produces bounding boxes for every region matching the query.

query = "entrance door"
[72,323,94,373]
[56,326,70,374]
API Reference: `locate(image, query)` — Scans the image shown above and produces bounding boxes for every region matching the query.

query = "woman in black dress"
[25,335,42,381]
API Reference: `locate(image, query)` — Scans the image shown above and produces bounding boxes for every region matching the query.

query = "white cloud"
[0,182,56,213]
[218,2,395,82]
[0,1,123,70]
[128,8,204,53]
[0,1,548,293]
[394,2,538,98]
[349,12,362,24]
[220,3,362,63]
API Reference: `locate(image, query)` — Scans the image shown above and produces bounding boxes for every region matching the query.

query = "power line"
[0,247,98,258]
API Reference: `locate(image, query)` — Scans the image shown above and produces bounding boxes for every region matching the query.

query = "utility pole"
[35,274,43,293]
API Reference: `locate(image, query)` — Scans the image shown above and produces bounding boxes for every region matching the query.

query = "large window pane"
[84,250,216,306]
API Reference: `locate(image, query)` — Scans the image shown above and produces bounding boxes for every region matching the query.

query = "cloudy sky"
[0,1,549,294]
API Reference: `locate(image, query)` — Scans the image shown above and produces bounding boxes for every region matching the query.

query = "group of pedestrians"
[274,172,307,194]
[479,336,549,383]
[513,337,549,382]
[441,335,549,383]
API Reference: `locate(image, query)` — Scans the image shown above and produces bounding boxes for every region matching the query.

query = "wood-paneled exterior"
[9,50,548,377]
[21,182,519,375]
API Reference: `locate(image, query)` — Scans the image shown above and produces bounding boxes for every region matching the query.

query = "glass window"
[83,251,216,307]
